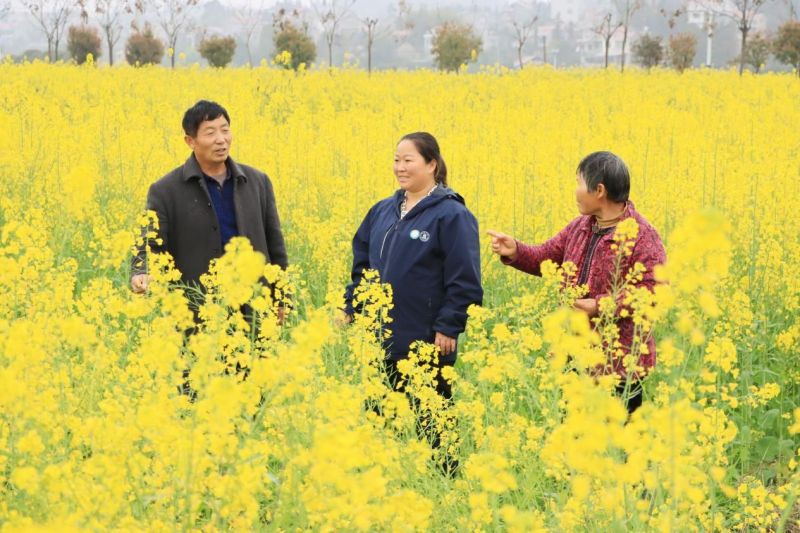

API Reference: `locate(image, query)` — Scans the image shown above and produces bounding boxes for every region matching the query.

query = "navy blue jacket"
[344,186,483,362]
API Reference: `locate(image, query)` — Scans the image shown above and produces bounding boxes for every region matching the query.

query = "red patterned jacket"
[502,202,666,378]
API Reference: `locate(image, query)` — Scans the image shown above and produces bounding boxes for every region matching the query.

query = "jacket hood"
[391,185,465,217]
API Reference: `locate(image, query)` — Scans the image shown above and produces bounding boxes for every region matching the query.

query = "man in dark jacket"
[130,100,288,315]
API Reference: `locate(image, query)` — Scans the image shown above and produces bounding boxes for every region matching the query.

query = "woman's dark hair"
[182,100,231,138]
[400,132,448,187]
[576,151,630,203]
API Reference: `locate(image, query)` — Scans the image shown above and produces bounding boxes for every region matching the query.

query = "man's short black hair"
[182,100,231,137]
[576,151,630,203]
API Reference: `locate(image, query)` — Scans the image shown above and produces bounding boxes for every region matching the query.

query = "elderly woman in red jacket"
[488,151,666,414]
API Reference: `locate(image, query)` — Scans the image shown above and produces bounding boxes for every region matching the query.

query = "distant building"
[576,25,635,67]
[545,0,614,25]
[570,5,636,67]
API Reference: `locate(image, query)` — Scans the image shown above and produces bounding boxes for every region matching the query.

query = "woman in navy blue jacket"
[343,132,483,401]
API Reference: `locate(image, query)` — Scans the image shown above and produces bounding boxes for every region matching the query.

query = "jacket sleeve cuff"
[433,312,466,338]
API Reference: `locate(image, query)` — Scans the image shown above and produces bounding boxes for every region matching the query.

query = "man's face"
[185,115,232,166]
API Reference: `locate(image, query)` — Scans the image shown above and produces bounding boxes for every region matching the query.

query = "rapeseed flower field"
[0,61,799,531]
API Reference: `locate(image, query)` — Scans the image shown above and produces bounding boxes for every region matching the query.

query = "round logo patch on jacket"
[409,229,430,242]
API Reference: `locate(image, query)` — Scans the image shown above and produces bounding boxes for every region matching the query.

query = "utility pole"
[542,35,547,64]
[704,9,715,67]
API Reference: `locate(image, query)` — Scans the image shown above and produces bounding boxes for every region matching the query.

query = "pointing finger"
[487,230,512,244]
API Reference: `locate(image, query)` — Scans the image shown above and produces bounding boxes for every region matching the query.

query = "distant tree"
[150,0,199,68]
[697,0,771,75]
[784,0,799,19]
[592,11,623,69]
[659,7,685,33]
[233,0,265,66]
[508,2,538,69]
[550,20,582,66]
[78,0,140,66]
[0,1,11,21]
[67,24,102,64]
[737,32,771,72]
[197,34,236,68]
[125,23,164,65]
[23,0,74,61]
[615,0,641,72]
[431,21,482,72]
[273,11,316,70]
[361,17,382,74]
[13,49,48,62]
[773,20,800,75]
[632,34,663,69]
[392,0,414,44]
[669,32,697,72]
[312,0,356,68]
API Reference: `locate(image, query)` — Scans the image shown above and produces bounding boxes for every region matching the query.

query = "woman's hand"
[487,230,518,261]
[434,332,457,356]
[334,310,353,327]
[131,274,150,294]
[573,298,599,317]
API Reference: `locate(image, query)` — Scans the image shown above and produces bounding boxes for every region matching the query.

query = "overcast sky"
[4,0,534,12]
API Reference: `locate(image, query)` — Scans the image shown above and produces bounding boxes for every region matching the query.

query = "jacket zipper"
[577,230,608,286]
[379,224,394,258]
[380,193,440,280]
[380,220,402,279]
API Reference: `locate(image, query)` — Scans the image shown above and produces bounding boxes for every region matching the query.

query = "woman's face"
[575,172,603,216]
[394,139,436,193]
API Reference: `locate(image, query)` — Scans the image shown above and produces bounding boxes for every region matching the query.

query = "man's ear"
[184,135,195,150]
[595,182,607,200]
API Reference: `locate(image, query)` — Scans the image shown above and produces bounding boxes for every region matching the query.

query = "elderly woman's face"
[394,140,436,193]
[575,172,603,216]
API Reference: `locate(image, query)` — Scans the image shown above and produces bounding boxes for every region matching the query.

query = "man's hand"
[434,332,457,356]
[573,298,599,317]
[277,306,286,326]
[131,274,150,294]
[487,230,518,261]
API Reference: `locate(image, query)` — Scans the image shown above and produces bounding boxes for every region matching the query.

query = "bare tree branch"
[592,11,623,69]
[615,0,641,72]
[783,0,799,18]
[151,0,199,68]
[361,17,380,74]
[0,1,11,21]
[233,0,265,66]
[659,7,686,32]
[695,0,771,75]
[78,0,141,66]
[392,0,414,44]
[312,0,356,68]
[23,0,74,61]
[361,16,391,73]
[509,1,539,69]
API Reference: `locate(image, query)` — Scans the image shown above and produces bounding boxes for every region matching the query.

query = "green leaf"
[755,436,779,462]
[759,408,781,431]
